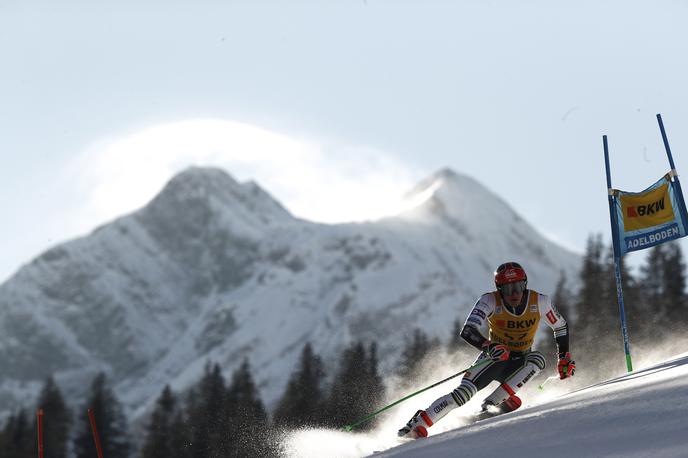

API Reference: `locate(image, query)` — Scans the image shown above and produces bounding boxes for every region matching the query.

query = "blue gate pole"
[657,114,688,231]
[603,135,633,372]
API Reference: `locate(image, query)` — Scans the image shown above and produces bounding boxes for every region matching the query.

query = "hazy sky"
[2,1,688,282]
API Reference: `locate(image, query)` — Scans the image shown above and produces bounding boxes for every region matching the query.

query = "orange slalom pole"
[87,409,105,458]
[36,409,44,458]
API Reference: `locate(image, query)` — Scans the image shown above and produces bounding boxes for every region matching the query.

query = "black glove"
[481,341,510,361]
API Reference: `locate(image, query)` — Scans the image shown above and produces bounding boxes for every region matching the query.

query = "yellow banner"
[620,183,675,231]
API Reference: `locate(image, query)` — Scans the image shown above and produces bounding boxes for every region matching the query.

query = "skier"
[398,261,575,439]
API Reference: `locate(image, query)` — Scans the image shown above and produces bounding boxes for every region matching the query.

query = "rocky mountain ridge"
[0,166,580,420]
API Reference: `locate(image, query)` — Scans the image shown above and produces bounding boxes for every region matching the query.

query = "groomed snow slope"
[285,352,688,458]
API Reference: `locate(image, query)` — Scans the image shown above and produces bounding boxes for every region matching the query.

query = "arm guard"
[540,293,570,357]
[461,325,488,351]
[555,324,570,357]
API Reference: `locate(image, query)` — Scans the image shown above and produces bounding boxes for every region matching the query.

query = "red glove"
[558,352,576,379]
[482,341,510,361]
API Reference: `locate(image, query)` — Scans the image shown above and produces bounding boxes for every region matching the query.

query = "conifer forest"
[3,237,686,457]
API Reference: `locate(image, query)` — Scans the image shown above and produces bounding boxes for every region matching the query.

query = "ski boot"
[397,409,433,439]
[477,392,522,420]
[501,392,522,412]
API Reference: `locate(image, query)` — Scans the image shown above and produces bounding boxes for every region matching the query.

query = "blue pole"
[604,136,621,259]
[603,135,633,372]
[657,114,688,232]
[658,114,678,169]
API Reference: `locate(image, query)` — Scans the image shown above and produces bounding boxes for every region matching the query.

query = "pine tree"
[397,329,439,380]
[324,342,365,429]
[574,234,606,332]
[661,241,687,331]
[609,245,642,336]
[225,358,273,457]
[177,388,201,458]
[552,270,574,323]
[447,318,465,353]
[169,409,191,458]
[141,385,180,458]
[633,243,667,340]
[73,373,130,458]
[575,235,621,339]
[187,362,228,458]
[0,409,33,458]
[637,241,688,336]
[324,341,385,431]
[574,235,626,374]
[36,376,71,458]
[363,342,385,415]
[273,343,326,429]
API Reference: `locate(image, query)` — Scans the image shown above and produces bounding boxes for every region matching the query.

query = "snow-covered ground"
[283,351,688,458]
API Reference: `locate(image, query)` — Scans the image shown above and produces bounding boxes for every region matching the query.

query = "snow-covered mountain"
[285,351,688,457]
[0,166,580,420]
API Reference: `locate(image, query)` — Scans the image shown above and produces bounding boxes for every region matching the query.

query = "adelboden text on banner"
[611,172,688,256]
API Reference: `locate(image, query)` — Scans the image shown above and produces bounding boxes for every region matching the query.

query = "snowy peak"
[137,167,293,240]
[166,165,241,190]
[151,166,291,221]
[402,167,515,221]
[394,167,558,271]
[405,167,480,194]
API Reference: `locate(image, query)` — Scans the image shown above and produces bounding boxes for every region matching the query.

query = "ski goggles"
[498,280,527,296]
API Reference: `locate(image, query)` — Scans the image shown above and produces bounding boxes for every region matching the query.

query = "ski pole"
[537,375,559,391]
[342,357,495,432]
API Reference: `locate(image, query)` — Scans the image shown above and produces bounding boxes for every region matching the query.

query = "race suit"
[418,289,569,427]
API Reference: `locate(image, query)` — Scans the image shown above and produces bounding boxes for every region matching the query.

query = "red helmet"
[494,262,527,287]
